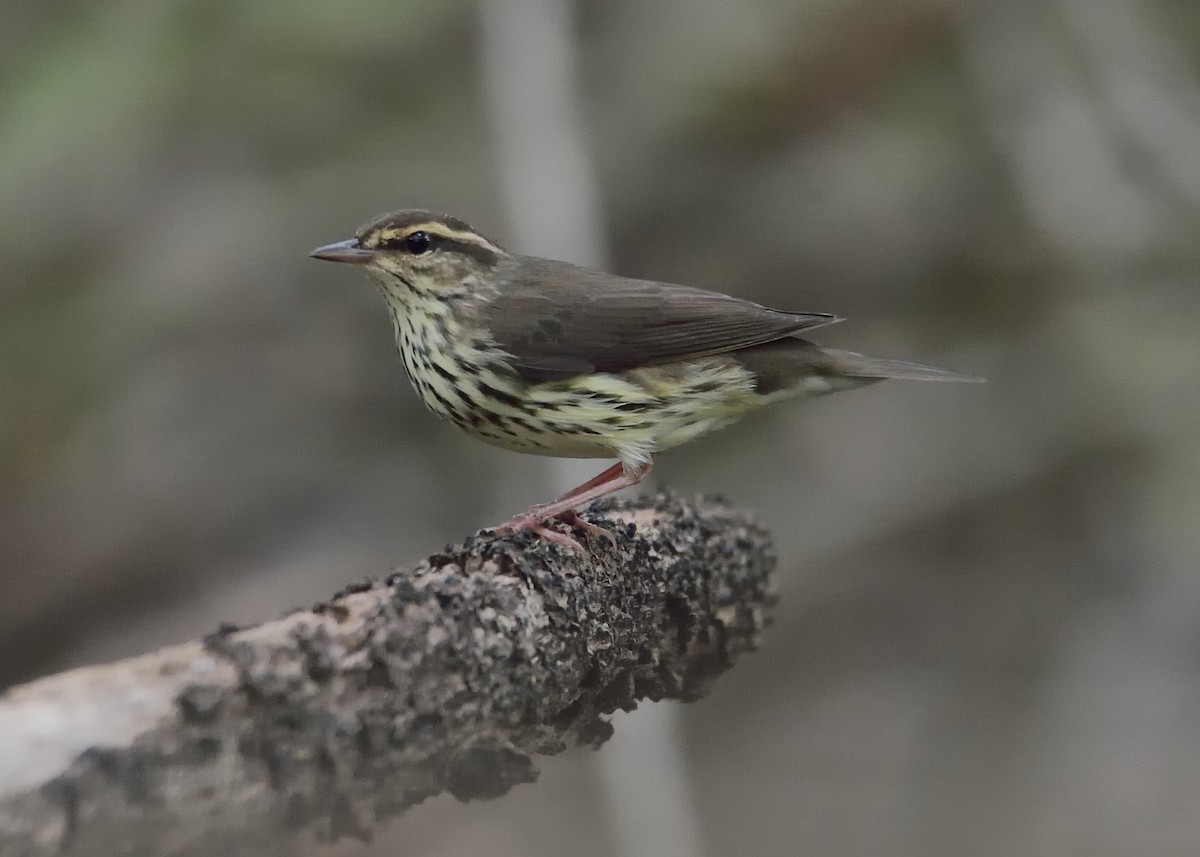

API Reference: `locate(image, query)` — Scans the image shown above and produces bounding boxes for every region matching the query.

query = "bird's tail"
[817,347,985,383]
[735,340,984,400]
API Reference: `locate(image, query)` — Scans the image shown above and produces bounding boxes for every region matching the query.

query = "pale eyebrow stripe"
[363,221,507,262]
[406,223,505,256]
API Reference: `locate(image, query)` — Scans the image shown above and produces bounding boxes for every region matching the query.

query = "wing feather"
[482,257,840,382]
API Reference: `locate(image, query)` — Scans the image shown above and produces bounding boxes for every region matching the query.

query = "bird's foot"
[555,510,618,545]
[490,507,615,551]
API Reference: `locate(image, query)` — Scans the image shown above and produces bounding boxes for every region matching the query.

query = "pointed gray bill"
[310,239,377,264]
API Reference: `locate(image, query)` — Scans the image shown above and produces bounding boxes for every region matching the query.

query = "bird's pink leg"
[492,461,653,549]
[550,462,626,504]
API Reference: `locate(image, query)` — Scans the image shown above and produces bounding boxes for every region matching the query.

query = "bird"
[311,209,982,548]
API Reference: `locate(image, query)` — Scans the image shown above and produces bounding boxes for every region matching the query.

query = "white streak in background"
[478,2,706,857]
[478,0,606,267]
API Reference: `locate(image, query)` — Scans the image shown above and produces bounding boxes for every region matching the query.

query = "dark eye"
[405,231,431,254]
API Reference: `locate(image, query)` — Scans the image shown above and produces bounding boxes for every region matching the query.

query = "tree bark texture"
[0,493,776,857]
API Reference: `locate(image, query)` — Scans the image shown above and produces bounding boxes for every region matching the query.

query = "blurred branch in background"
[477,2,708,857]
[961,0,1200,265]
[0,495,775,857]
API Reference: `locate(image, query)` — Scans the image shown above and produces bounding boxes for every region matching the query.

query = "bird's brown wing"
[480,257,841,382]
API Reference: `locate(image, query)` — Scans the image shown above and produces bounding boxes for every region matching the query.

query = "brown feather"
[734,339,984,396]
[481,257,840,382]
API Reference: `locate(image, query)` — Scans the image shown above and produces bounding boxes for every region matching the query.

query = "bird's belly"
[401,336,764,462]
[466,428,617,459]
[513,358,762,461]
[455,390,749,460]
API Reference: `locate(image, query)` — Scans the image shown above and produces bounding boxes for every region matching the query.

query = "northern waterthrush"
[312,210,981,548]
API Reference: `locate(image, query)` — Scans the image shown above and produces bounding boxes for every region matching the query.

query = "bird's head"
[311,210,509,297]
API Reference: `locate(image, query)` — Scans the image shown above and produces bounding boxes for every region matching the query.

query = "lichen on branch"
[0,493,775,857]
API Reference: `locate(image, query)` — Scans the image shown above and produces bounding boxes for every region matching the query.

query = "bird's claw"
[490,509,616,551]
[555,511,618,545]
[527,523,585,551]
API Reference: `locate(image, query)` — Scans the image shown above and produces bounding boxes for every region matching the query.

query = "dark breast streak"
[395,307,551,448]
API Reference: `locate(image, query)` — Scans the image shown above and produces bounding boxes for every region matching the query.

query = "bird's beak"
[309,239,377,265]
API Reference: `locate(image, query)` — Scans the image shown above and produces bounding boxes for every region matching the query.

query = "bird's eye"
[405,231,432,255]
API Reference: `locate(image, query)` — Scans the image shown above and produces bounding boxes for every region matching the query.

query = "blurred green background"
[3,0,1200,855]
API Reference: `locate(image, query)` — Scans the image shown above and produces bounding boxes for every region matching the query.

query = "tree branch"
[0,493,775,857]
